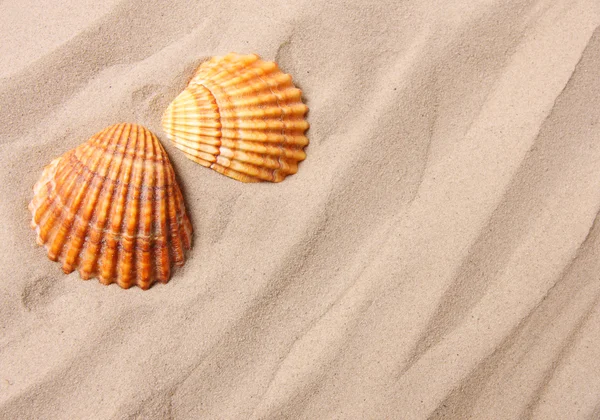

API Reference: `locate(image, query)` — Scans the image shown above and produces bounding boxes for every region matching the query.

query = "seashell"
[162,53,309,183]
[28,123,193,290]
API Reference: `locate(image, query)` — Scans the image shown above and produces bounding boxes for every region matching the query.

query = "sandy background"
[1,0,600,418]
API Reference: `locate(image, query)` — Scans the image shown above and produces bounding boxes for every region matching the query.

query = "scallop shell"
[162,53,309,183]
[28,123,193,290]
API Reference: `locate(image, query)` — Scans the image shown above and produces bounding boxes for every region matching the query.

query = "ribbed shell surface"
[162,53,309,183]
[28,123,193,289]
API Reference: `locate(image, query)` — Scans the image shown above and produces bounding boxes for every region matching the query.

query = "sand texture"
[1,0,600,418]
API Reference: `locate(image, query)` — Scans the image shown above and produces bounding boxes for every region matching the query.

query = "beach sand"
[1,0,600,418]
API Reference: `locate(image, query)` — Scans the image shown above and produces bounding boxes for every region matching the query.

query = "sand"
[1,0,600,418]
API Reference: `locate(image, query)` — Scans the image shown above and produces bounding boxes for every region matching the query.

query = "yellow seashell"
[28,123,193,290]
[162,53,309,183]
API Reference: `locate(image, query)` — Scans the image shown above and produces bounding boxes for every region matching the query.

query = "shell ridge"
[118,124,145,288]
[194,81,223,159]
[82,123,130,280]
[58,128,168,243]
[46,149,93,240]
[135,126,156,288]
[146,132,163,282]
[173,173,192,251]
[99,123,137,284]
[224,61,283,181]
[62,124,122,272]
[70,124,124,270]
[146,129,160,285]
[132,125,150,285]
[47,128,114,261]
[171,150,192,258]
[154,141,171,282]
[57,143,102,211]
[195,63,243,177]
[192,80,242,177]
[164,161,185,266]
[219,57,290,182]
[255,70,286,182]
[166,147,185,268]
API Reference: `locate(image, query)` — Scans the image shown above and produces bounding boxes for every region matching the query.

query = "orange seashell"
[162,53,309,183]
[29,123,193,290]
